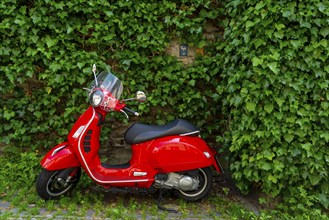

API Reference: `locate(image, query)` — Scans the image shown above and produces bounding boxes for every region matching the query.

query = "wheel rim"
[46,170,77,197]
[178,169,208,197]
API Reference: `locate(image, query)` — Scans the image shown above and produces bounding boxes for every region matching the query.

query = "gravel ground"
[0,200,222,219]
[0,176,259,219]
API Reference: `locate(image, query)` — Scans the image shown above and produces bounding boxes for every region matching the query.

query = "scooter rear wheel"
[172,167,213,202]
[36,168,81,200]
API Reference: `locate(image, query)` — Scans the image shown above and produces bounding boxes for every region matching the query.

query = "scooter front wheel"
[172,167,213,202]
[36,168,81,200]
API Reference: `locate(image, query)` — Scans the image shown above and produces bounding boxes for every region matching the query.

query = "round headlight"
[89,90,104,107]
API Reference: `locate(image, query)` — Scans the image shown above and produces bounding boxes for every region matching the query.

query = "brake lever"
[120,110,129,119]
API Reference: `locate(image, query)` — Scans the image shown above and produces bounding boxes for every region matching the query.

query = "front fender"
[41,142,80,170]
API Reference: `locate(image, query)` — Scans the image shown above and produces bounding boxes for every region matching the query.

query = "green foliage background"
[0,0,221,149]
[1,0,328,214]
[216,0,329,212]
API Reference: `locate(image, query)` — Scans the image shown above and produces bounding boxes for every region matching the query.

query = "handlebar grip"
[123,107,139,116]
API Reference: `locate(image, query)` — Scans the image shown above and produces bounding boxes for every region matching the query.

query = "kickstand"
[157,189,178,213]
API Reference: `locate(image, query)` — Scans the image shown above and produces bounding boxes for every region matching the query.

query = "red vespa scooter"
[36,65,222,202]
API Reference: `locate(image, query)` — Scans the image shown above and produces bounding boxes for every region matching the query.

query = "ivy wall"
[1,0,328,213]
[0,0,222,149]
[217,0,329,212]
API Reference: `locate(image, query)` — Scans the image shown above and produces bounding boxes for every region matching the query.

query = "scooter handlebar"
[123,106,139,116]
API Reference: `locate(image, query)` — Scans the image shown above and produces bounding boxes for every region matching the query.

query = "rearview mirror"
[136,91,146,102]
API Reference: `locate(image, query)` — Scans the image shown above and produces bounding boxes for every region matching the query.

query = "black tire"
[36,168,81,200]
[172,167,213,202]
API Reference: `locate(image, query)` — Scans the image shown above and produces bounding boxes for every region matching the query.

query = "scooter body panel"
[40,142,80,170]
[145,135,220,173]
[64,106,155,187]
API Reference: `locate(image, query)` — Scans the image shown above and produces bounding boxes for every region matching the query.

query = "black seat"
[124,119,199,145]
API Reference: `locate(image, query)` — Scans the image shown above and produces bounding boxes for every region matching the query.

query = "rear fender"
[41,142,80,170]
[147,136,222,173]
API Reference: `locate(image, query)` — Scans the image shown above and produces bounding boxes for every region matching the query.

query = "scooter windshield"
[92,71,123,100]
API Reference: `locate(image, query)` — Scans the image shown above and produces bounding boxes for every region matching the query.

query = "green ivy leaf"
[284,134,294,143]
[255,2,265,10]
[320,27,329,37]
[3,110,15,120]
[275,23,285,30]
[188,79,196,86]
[274,97,284,108]
[301,143,312,151]
[319,39,327,48]
[246,21,255,29]
[318,194,329,209]
[267,62,279,74]
[253,38,265,48]
[246,102,256,112]
[268,174,278,183]
[46,87,52,94]
[308,173,321,185]
[252,57,263,66]
[46,37,58,48]
[261,162,272,171]
[264,103,274,113]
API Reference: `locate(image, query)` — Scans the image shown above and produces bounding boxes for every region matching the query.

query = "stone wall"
[165,40,199,65]
[165,21,223,65]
